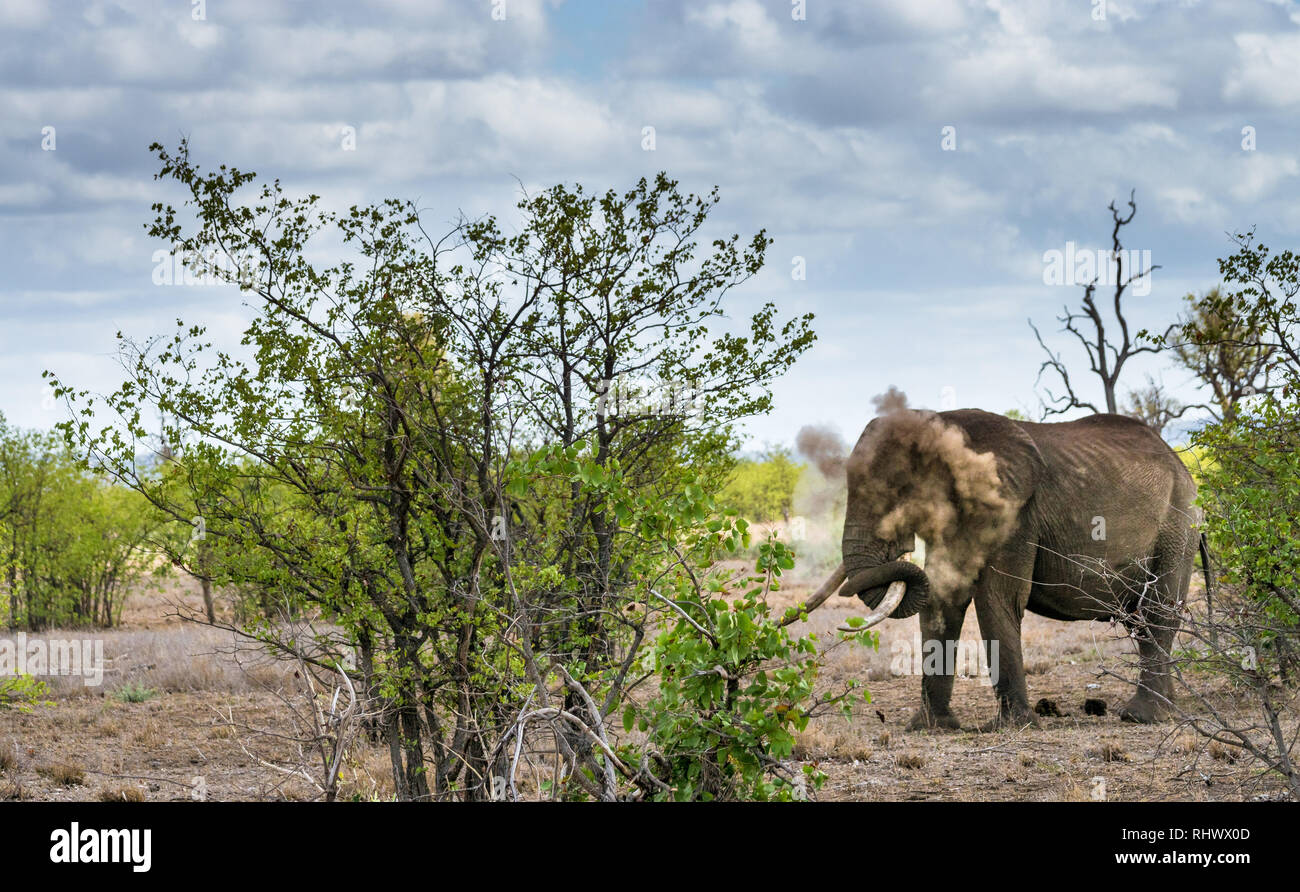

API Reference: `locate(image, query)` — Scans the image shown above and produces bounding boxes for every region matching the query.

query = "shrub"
[50,142,819,801]
[0,415,160,629]
[0,675,53,712]
[624,536,875,801]
[719,447,803,523]
[114,682,157,703]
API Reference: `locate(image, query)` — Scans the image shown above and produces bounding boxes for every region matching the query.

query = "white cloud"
[934,33,1179,114]
[0,0,48,28]
[0,182,53,207]
[686,1,782,55]
[1224,32,1300,106]
[1156,186,1226,226]
[881,0,969,32]
[1227,151,1300,202]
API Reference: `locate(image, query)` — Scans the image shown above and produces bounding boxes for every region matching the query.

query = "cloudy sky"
[3,0,1299,450]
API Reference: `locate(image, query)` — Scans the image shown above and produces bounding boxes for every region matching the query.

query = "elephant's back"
[1017,413,1196,512]
[1020,413,1190,468]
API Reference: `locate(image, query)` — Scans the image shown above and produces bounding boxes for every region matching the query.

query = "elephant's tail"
[1198,531,1214,596]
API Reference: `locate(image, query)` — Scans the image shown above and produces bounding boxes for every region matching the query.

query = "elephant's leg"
[905,594,971,732]
[973,541,1038,731]
[1119,620,1177,723]
[1120,536,1191,723]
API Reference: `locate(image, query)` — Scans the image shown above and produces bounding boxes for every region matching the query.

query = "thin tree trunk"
[200,576,215,624]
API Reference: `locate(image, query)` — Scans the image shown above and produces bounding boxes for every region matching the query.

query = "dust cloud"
[787,426,849,576]
[846,388,1016,597]
[794,425,846,480]
[871,385,908,416]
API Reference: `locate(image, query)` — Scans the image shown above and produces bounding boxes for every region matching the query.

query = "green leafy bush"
[0,675,53,712]
[50,142,820,801]
[628,536,872,801]
[1176,233,1300,681]
[114,682,157,704]
[505,445,874,801]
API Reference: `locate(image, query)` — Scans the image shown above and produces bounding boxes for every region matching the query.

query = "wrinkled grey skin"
[841,409,1198,730]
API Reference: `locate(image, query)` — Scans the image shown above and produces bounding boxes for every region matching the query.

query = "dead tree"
[1032,191,1162,416]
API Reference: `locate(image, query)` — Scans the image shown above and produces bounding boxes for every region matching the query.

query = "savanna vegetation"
[42,141,879,801]
[9,159,1298,801]
[1158,235,1300,797]
[0,415,159,630]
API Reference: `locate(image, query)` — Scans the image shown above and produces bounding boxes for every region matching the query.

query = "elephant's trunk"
[839,559,930,619]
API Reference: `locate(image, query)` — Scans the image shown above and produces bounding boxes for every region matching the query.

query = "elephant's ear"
[943,408,1046,508]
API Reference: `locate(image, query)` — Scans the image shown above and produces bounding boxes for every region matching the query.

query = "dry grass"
[0,565,1288,802]
[208,722,236,739]
[1210,741,1242,763]
[896,752,927,770]
[130,718,164,748]
[36,762,85,786]
[833,735,874,762]
[1061,780,1095,801]
[98,786,146,802]
[1095,741,1130,763]
[337,747,398,801]
[0,739,16,773]
[32,625,289,699]
[0,780,27,800]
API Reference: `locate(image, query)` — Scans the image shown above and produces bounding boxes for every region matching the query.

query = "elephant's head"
[836,415,931,619]
[819,405,1015,623]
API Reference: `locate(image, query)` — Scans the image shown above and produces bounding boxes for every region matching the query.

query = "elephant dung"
[1033,698,1062,717]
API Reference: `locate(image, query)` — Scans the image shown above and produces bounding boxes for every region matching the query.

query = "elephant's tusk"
[780,567,906,631]
[838,579,906,632]
[779,561,845,626]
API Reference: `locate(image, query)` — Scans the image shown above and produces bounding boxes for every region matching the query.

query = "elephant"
[808,406,1202,730]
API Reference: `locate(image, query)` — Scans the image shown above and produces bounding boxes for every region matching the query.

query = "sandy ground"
[0,574,1282,802]
[778,579,1271,802]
